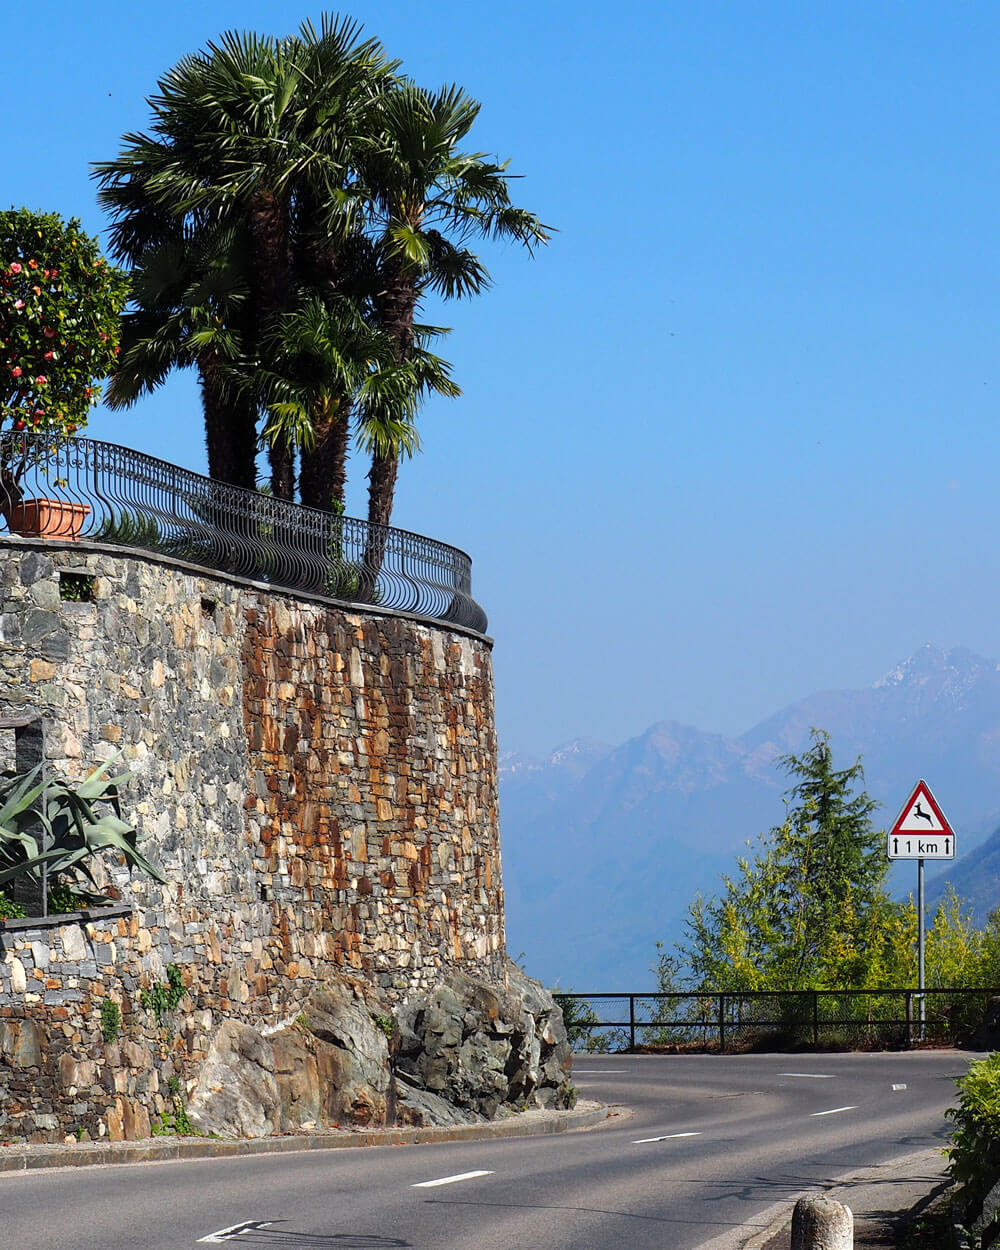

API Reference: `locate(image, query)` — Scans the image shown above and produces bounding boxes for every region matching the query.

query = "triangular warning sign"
[889,780,954,838]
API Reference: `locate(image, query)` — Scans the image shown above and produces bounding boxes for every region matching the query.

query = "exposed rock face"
[183,966,573,1137]
[186,1021,280,1138]
[272,977,391,1130]
[393,959,573,1122]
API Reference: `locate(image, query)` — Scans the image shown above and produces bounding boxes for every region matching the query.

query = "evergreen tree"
[681,730,894,990]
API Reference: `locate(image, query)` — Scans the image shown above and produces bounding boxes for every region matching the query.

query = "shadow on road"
[209,1226,410,1248]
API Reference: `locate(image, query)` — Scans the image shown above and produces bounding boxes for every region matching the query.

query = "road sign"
[886,780,955,860]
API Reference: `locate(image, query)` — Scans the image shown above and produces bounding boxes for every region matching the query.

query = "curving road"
[0,1050,978,1250]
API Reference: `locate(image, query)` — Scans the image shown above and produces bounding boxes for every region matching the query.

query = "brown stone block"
[29,658,56,682]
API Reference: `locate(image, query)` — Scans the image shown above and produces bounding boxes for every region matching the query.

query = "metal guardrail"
[0,433,488,633]
[554,989,997,1052]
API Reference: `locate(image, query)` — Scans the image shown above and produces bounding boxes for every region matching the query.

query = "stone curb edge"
[0,1102,610,1173]
[737,1146,950,1250]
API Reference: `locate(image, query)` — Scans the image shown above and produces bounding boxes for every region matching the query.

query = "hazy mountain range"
[499,644,1000,990]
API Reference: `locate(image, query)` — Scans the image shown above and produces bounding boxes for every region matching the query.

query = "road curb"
[0,1101,610,1173]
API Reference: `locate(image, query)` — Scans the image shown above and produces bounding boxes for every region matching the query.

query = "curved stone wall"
[0,539,504,1141]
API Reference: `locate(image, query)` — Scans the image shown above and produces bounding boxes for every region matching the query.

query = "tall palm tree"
[95,17,396,499]
[257,295,459,514]
[105,219,258,489]
[358,82,551,534]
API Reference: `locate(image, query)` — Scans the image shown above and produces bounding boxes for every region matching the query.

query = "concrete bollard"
[790,1195,853,1250]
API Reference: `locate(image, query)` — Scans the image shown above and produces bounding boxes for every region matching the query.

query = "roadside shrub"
[946,1052,1000,1220]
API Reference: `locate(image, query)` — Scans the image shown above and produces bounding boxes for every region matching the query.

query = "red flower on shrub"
[0,208,127,435]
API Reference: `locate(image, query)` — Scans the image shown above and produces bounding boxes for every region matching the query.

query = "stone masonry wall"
[0,538,503,1142]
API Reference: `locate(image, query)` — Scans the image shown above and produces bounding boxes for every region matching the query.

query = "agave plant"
[0,754,164,908]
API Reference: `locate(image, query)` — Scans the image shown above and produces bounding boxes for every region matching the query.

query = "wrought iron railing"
[0,433,487,633]
[554,988,996,1052]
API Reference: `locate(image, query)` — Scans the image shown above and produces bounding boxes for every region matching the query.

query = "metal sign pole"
[887,780,955,1044]
[917,857,925,1041]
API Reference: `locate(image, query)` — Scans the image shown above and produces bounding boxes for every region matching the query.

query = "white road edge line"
[777,1073,834,1079]
[811,1106,858,1117]
[198,1223,272,1243]
[633,1132,702,1143]
[413,1170,494,1188]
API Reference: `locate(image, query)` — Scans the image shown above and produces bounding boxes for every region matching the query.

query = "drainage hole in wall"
[200,597,217,618]
[59,572,95,603]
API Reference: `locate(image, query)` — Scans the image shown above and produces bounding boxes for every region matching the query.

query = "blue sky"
[5,2,1000,756]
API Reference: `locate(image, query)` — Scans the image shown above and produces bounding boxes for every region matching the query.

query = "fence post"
[629,995,636,1051]
[906,990,913,1045]
[813,992,819,1047]
[719,994,726,1053]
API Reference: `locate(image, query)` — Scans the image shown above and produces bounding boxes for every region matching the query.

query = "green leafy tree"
[681,730,894,991]
[0,208,128,436]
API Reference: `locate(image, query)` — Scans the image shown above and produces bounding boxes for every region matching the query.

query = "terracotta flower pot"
[7,498,91,540]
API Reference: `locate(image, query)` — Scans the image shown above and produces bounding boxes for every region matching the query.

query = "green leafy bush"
[948,1053,1000,1192]
[0,889,25,919]
[140,963,185,1022]
[1,208,128,434]
[100,998,121,1043]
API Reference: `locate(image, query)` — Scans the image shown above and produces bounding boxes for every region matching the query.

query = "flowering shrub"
[0,208,128,435]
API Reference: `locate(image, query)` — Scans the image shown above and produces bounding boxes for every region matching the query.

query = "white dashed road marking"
[198,1222,273,1243]
[778,1073,835,1079]
[633,1132,702,1144]
[892,1084,907,1091]
[811,1106,857,1117]
[413,1171,494,1188]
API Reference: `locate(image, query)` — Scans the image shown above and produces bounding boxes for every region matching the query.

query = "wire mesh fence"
[553,988,996,1053]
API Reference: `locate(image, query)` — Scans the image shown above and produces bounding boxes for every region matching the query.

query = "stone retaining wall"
[0,539,504,1142]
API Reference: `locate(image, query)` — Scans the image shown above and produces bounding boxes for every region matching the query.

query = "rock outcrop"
[184,963,573,1137]
[187,1021,280,1137]
[393,959,573,1123]
[272,977,391,1130]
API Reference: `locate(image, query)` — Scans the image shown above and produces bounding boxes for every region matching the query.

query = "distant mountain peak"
[874,643,998,690]
[548,737,610,766]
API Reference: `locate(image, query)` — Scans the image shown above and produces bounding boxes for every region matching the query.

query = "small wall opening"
[59,571,95,603]
[0,712,47,916]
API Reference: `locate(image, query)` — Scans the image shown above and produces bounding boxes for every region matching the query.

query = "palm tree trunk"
[249,189,296,500]
[366,451,398,529]
[199,356,257,490]
[361,262,416,597]
[299,402,349,513]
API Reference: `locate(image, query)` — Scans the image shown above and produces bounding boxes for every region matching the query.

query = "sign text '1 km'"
[886,780,955,860]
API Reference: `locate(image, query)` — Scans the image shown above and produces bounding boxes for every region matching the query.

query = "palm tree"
[95,16,396,499]
[358,82,551,534]
[105,219,258,489]
[257,294,459,514]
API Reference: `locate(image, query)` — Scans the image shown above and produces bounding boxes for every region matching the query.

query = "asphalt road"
[0,1050,978,1250]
